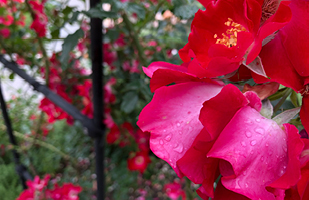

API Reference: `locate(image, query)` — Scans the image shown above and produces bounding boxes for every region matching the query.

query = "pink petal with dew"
[208,105,291,200]
[137,82,222,175]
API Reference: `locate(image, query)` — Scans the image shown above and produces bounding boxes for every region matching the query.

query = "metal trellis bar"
[0,79,33,189]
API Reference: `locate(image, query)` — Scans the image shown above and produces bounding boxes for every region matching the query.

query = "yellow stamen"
[214,18,247,48]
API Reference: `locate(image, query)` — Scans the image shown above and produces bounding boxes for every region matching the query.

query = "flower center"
[301,85,309,96]
[135,156,145,165]
[214,18,247,48]
[261,0,279,25]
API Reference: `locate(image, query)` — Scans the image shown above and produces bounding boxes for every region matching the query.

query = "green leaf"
[268,88,288,101]
[273,107,301,125]
[174,4,199,19]
[120,92,138,113]
[51,29,60,39]
[62,6,73,15]
[60,29,84,65]
[290,90,299,107]
[9,73,14,80]
[127,3,146,19]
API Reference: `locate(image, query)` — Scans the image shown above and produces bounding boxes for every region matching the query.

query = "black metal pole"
[0,55,102,138]
[90,0,105,199]
[0,79,33,189]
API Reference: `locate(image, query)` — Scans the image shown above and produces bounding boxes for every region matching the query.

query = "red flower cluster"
[39,53,91,125]
[17,174,82,200]
[138,0,309,199]
[0,0,25,38]
[29,0,48,37]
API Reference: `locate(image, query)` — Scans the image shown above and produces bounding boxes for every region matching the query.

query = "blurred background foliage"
[0,0,205,199]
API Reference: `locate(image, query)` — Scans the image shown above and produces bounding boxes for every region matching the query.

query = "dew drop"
[245,119,253,124]
[245,131,252,138]
[165,135,171,141]
[283,165,287,169]
[282,146,287,153]
[250,140,257,146]
[176,123,181,127]
[268,150,273,156]
[159,140,164,145]
[243,170,247,176]
[173,143,178,148]
[255,128,265,135]
[173,144,184,153]
[179,131,183,135]
[245,183,249,188]
[241,141,247,147]
[256,118,261,122]
[250,151,254,155]
[260,156,264,161]
[265,143,269,147]
[235,180,240,189]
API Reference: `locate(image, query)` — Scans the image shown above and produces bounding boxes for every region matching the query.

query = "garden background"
[0,0,205,199]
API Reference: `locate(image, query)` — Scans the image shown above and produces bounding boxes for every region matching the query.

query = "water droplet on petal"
[268,150,273,156]
[256,118,261,122]
[245,183,249,188]
[165,135,171,141]
[235,180,240,189]
[255,127,264,135]
[282,146,287,153]
[250,151,254,155]
[283,165,287,169]
[243,171,247,176]
[250,140,257,146]
[245,131,252,138]
[260,156,264,161]
[265,143,269,147]
[245,119,253,124]
[173,143,178,148]
[159,140,164,145]
[173,144,183,153]
[241,141,247,147]
[176,123,181,127]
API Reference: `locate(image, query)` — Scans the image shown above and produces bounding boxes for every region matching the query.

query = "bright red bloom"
[0,14,13,26]
[253,0,309,134]
[164,181,186,200]
[46,183,82,200]
[179,0,292,78]
[0,28,10,38]
[127,151,151,173]
[29,0,47,37]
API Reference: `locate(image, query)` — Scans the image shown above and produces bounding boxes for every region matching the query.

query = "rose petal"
[137,82,222,174]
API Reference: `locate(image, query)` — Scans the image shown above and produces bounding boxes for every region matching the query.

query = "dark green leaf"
[121,92,138,113]
[127,3,146,19]
[60,29,84,64]
[174,4,199,19]
[51,29,60,39]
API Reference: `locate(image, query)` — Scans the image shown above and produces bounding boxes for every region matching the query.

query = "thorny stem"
[273,88,293,115]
